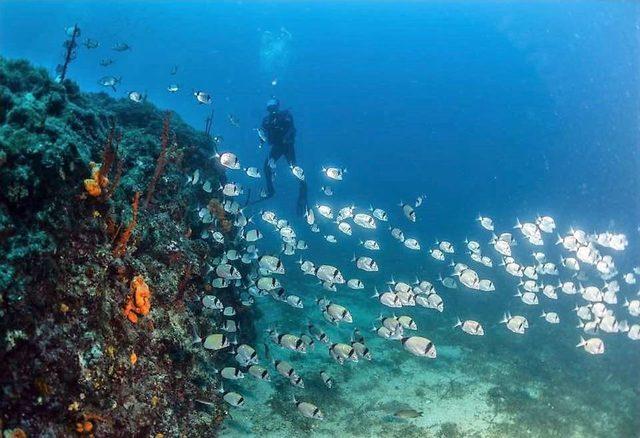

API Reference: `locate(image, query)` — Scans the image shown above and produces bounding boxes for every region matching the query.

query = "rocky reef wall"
[0,57,247,436]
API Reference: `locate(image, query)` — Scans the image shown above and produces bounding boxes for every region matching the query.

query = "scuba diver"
[260,97,308,216]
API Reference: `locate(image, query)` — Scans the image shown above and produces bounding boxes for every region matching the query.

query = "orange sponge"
[123,275,151,323]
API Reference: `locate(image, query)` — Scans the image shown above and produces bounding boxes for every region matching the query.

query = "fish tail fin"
[514,218,522,229]
[555,234,563,245]
[371,287,380,299]
[499,313,509,324]
[453,318,462,328]
[540,311,547,318]
[576,337,587,348]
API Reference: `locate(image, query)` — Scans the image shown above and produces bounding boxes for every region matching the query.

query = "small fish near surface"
[128,91,146,103]
[83,38,99,49]
[323,166,346,181]
[98,76,121,92]
[112,42,131,51]
[321,185,334,196]
[399,202,416,222]
[194,90,212,104]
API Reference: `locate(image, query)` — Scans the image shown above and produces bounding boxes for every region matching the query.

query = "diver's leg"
[284,142,297,167]
[263,156,275,198]
[264,147,283,198]
[296,180,308,217]
[284,144,307,216]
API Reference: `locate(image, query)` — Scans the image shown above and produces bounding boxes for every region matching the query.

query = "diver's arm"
[263,155,275,198]
[283,113,296,145]
[296,179,308,217]
[261,116,272,144]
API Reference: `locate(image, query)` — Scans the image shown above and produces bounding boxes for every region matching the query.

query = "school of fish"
[187,145,639,420]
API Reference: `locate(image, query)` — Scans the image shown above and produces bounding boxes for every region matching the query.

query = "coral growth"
[82,125,122,199]
[144,112,172,209]
[123,275,151,323]
[112,191,140,258]
[83,174,102,197]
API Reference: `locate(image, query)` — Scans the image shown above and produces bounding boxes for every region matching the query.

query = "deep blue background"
[1,0,638,249]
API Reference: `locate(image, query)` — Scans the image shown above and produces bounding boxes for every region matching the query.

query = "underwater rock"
[0,57,236,436]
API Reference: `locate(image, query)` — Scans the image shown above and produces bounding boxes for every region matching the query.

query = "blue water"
[2,1,640,436]
[2,1,639,228]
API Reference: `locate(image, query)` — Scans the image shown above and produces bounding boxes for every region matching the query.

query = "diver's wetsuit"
[262,109,308,215]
